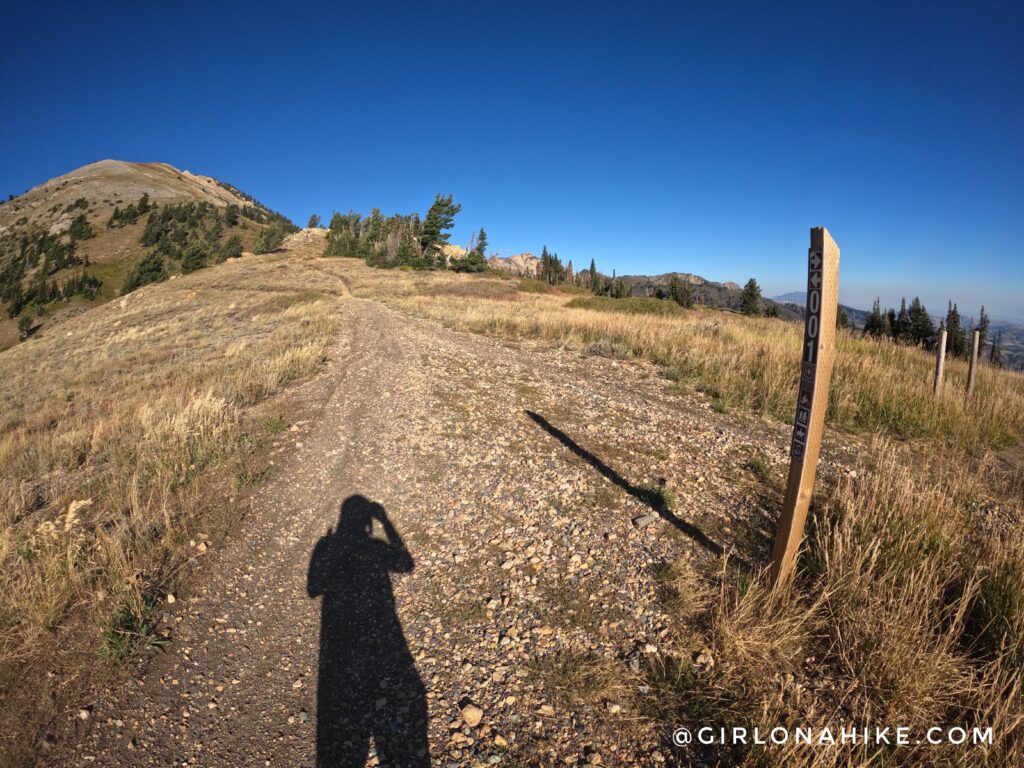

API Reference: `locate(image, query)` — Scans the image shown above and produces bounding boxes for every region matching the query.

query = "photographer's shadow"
[307,495,429,767]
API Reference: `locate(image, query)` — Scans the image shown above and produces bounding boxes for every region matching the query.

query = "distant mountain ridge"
[774,290,870,328]
[620,272,802,320]
[487,252,803,319]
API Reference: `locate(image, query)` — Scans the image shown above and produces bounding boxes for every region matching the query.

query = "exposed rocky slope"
[487,252,542,277]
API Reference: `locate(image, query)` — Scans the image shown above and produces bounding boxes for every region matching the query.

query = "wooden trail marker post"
[933,329,948,396]
[769,228,840,587]
[966,329,980,397]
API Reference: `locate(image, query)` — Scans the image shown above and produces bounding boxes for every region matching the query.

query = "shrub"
[220,235,243,261]
[181,242,211,274]
[121,252,168,294]
[17,315,33,341]
[256,222,286,254]
[68,214,94,241]
[449,251,487,273]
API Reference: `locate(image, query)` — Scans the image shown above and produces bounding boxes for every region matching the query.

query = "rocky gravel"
[54,264,854,767]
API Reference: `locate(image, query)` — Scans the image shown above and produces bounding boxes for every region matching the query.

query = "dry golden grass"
[325,260,1024,765]
[0,251,341,760]
[343,268,1024,456]
[684,441,1024,766]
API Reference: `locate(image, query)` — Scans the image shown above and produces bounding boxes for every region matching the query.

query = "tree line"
[1,194,300,334]
[323,194,488,273]
[122,199,291,293]
[863,297,1002,365]
[1,214,97,317]
[107,193,152,228]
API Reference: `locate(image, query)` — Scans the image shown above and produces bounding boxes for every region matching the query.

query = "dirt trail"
[57,257,804,767]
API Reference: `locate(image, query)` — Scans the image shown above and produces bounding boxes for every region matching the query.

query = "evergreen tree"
[257,222,286,254]
[589,259,598,293]
[864,298,886,338]
[419,194,461,259]
[6,283,25,318]
[451,228,487,272]
[739,278,761,316]
[323,208,425,268]
[68,214,94,241]
[220,234,243,261]
[945,302,967,357]
[668,275,693,308]
[908,297,934,347]
[894,298,912,342]
[538,246,567,284]
[121,252,168,294]
[608,278,630,299]
[307,213,321,229]
[977,306,991,351]
[224,204,240,226]
[886,308,897,340]
[18,314,33,341]
[450,251,487,273]
[138,193,151,214]
[836,306,849,329]
[990,331,1004,368]
[181,242,210,273]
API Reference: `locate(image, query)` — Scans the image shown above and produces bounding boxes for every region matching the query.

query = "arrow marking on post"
[771,229,839,586]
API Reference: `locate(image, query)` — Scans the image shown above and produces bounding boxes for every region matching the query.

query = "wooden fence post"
[966,329,980,397]
[769,228,840,587]
[933,329,948,396]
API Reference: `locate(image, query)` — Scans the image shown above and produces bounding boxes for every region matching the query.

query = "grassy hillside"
[0,160,294,350]
[0,244,339,764]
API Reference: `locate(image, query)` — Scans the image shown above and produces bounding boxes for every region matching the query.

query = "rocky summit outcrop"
[487,252,541,277]
[439,243,468,266]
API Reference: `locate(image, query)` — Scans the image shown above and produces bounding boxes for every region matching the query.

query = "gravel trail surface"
[58,258,810,767]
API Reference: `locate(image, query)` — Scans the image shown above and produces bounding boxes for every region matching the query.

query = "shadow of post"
[307,495,430,767]
[525,410,731,561]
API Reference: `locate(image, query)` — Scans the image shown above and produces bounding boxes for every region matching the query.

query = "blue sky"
[2,1,1022,319]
